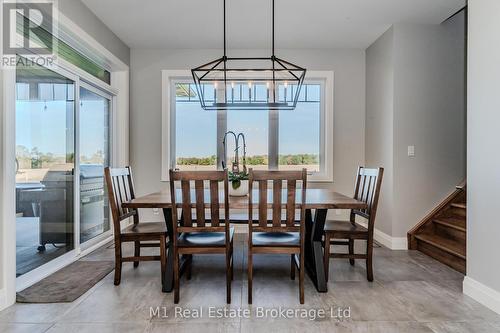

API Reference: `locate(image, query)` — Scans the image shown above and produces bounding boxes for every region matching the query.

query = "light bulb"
[248,82,252,88]
[214,82,218,89]
[284,81,288,88]
[231,82,235,88]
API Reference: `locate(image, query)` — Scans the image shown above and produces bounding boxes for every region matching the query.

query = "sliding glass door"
[15,63,76,277]
[79,85,111,244]
[15,60,114,278]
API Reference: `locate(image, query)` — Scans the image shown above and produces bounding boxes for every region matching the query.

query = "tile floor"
[1,234,499,333]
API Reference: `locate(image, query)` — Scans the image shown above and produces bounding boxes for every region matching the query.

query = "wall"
[0,22,4,304]
[392,14,466,237]
[464,0,500,314]
[130,48,366,219]
[58,0,130,65]
[365,27,394,236]
[365,13,466,241]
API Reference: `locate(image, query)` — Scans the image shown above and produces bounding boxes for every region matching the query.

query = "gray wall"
[130,48,366,219]
[365,28,395,236]
[58,0,130,65]
[392,15,466,237]
[467,0,500,294]
[365,13,466,238]
[0,58,4,290]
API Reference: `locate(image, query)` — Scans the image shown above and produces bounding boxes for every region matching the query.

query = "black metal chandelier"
[191,0,306,110]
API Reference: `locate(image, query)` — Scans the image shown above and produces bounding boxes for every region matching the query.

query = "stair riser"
[448,207,466,217]
[434,223,466,241]
[417,240,466,273]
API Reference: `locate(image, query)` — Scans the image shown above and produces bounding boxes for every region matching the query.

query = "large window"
[15,59,114,278]
[174,85,217,171]
[163,71,333,181]
[279,84,322,172]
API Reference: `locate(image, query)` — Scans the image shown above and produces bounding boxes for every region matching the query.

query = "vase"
[229,179,249,196]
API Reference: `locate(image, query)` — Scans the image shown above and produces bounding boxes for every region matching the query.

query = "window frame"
[161,70,334,182]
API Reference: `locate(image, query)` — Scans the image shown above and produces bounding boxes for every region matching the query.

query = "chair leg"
[230,243,234,281]
[290,254,295,280]
[174,250,180,304]
[248,247,253,304]
[133,241,140,268]
[366,240,374,282]
[114,240,122,286]
[226,249,232,304]
[186,255,192,281]
[323,235,330,283]
[299,253,305,304]
[160,235,167,287]
[349,238,355,266]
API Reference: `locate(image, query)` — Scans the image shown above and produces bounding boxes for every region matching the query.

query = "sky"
[16,88,109,160]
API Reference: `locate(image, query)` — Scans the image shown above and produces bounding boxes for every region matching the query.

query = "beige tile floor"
[1,234,499,333]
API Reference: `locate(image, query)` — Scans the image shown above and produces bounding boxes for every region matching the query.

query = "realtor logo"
[2,0,57,68]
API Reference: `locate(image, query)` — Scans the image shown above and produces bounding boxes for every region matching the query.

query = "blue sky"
[16,98,108,159]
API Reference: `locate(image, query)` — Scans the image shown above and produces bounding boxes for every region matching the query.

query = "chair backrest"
[351,167,384,229]
[169,170,229,234]
[104,167,138,237]
[248,169,307,232]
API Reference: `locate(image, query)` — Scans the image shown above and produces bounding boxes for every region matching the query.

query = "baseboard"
[357,222,408,250]
[463,276,500,314]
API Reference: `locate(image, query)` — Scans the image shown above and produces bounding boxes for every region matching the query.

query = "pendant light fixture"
[191,0,306,110]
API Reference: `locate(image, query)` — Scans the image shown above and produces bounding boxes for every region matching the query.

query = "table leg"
[304,208,328,292]
[162,208,174,292]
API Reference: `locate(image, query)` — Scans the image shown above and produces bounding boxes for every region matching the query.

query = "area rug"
[16,260,115,303]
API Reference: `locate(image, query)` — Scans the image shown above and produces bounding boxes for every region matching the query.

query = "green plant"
[228,171,249,190]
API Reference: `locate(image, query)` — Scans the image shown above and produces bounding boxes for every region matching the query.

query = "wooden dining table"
[122,188,367,293]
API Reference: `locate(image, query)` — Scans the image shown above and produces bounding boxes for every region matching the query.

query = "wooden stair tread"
[415,233,465,259]
[451,203,466,209]
[433,216,466,232]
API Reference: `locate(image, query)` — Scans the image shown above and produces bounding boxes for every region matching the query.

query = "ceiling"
[81,0,465,50]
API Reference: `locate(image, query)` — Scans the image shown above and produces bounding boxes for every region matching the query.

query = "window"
[174,86,217,171]
[15,58,115,278]
[227,109,269,170]
[279,84,322,173]
[162,71,333,181]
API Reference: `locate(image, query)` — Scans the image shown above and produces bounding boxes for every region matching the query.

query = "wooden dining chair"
[169,169,233,304]
[104,167,167,286]
[323,167,384,282]
[247,168,307,304]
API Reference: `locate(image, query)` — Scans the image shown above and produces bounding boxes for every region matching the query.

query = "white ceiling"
[81,0,465,50]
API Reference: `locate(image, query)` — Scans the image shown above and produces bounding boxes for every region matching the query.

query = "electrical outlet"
[153,208,160,215]
[407,145,415,157]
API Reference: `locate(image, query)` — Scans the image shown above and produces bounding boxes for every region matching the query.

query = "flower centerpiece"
[228,170,249,196]
[223,131,249,196]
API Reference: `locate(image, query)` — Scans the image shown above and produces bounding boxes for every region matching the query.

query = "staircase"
[407,182,466,273]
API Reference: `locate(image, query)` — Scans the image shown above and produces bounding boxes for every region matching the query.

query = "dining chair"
[104,167,167,286]
[247,168,307,304]
[323,166,384,282]
[169,169,233,304]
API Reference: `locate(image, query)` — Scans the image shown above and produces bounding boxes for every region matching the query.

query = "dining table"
[122,188,367,293]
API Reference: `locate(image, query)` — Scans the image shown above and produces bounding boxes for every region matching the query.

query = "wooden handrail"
[456,180,466,190]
